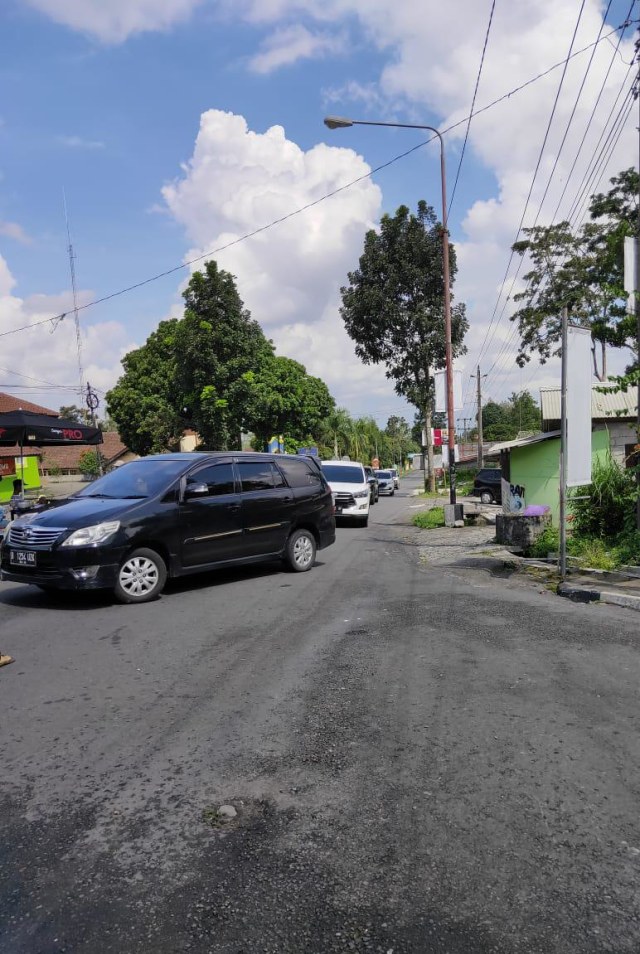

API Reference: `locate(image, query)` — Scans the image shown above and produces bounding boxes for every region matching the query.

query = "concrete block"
[496,511,552,549]
[444,503,464,527]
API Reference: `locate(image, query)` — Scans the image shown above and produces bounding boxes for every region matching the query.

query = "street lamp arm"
[323,113,458,507]
[324,116,442,142]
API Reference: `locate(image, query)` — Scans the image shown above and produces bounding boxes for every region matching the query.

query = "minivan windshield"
[375,471,391,479]
[75,459,188,499]
[321,464,365,484]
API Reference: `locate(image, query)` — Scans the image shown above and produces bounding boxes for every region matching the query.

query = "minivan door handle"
[226,503,241,512]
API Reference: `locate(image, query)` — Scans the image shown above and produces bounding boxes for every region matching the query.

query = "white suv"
[321,460,371,527]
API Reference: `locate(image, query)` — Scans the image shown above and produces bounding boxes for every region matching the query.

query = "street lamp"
[324,115,458,505]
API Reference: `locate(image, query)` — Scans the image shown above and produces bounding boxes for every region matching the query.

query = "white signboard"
[566,325,592,487]
[442,444,460,465]
[434,370,463,413]
[624,236,636,314]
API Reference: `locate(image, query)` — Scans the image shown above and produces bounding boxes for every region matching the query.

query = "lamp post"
[324,115,457,504]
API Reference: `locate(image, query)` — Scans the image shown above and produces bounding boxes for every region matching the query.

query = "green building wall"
[0,456,41,503]
[508,429,610,524]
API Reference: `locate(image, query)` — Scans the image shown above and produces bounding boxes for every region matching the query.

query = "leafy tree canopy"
[340,200,468,412]
[106,318,184,456]
[511,168,639,378]
[482,390,541,442]
[235,356,335,448]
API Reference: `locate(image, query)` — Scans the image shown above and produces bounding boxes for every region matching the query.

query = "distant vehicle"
[0,453,336,604]
[472,468,502,504]
[363,466,379,505]
[321,460,370,526]
[389,468,400,489]
[374,469,395,496]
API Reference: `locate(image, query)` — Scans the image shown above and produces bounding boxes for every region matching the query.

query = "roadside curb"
[557,581,640,612]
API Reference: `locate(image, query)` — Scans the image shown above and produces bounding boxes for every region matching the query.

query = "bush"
[412,507,445,529]
[526,527,559,558]
[569,454,635,538]
[78,450,105,478]
[612,530,640,567]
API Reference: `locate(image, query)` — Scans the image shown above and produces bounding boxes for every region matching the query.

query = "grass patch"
[412,507,445,529]
[524,525,640,570]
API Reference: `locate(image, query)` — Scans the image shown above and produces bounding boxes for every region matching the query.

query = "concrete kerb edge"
[556,581,640,612]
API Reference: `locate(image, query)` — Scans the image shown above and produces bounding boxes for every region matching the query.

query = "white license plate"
[10,550,37,567]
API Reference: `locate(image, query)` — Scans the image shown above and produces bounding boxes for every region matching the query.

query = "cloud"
[249,23,346,73]
[236,0,636,408]
[23,0,203,43]
[0,252,136,411]
[0,221,32,245]
[162,109,404,412]
[56,135,105,150]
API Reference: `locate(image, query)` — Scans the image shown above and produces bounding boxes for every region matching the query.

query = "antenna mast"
[63,189,85,406]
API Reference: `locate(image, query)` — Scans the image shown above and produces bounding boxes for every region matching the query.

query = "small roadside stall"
[0,410,103,518]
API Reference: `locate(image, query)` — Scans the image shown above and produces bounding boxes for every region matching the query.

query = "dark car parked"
[0,453,336,604]
[471,467,502,504]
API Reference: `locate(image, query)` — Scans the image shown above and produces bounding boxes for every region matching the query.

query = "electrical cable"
[448,0,496,215]
[471,0,587,377]
[0,22,625,345]
[469,11,636,403]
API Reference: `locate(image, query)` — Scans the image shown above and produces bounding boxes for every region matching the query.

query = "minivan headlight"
[353,489,369,498]
[61,521,120,547]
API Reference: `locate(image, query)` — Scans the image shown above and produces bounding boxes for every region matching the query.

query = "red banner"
[0,458,16,478]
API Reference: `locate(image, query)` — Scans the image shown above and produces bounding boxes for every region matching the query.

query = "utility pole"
[636,31,640,530]
[559,307,569,580]
[474,365,486,469]
[85,382,103,476]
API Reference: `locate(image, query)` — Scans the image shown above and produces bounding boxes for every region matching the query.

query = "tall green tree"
[106,318,184,455]
[340,200,468,488]
[175,261,274,449]
[482,391,541,442]
[234,356,335,448]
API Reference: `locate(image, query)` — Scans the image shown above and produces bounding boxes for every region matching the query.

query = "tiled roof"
[0,392,58,415]
[0,432,129,468]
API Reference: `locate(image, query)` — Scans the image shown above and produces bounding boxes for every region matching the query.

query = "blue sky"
[0,0,636,429]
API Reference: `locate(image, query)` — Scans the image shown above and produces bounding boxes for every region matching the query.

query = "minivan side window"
[278,458,323,488]
[188,462,236,496]
[238,461,284,491]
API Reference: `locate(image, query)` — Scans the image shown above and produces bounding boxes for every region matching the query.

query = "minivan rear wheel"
[480,490,494,505]
[286,529,316,572]
[114,547,167,603]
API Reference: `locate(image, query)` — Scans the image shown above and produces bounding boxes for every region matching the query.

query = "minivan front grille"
[334,492,356,508]
[8,525,65,548]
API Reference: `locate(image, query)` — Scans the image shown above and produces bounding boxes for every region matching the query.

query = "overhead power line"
[472,0,588,376]
[0,21,626,346]
[465,3,636,405]
[448,0,496,214]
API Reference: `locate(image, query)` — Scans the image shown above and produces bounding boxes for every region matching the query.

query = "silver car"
[374,470,395,496]
[389,468,400,489]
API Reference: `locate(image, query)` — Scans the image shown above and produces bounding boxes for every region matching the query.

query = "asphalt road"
[2,473,640,953]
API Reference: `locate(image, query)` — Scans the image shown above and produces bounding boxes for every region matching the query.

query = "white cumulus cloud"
[23,0,203,43]
[0,252,136,412]
[162,108,409,415]
[249,23,346,73]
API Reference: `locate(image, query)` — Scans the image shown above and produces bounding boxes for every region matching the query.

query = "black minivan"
[0,453,335,604]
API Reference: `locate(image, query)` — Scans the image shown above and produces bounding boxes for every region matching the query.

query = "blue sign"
[297,446,318,457]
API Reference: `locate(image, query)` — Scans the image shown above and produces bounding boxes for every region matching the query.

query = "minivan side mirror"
[184,482,209,500]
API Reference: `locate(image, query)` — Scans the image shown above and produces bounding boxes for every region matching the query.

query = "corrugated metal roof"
[488,430,561,453]
[540,386,637,422]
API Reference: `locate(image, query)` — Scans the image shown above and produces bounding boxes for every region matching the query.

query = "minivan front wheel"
[114,547,167,604]
[286,529,316,572]
[480,490,494,505]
